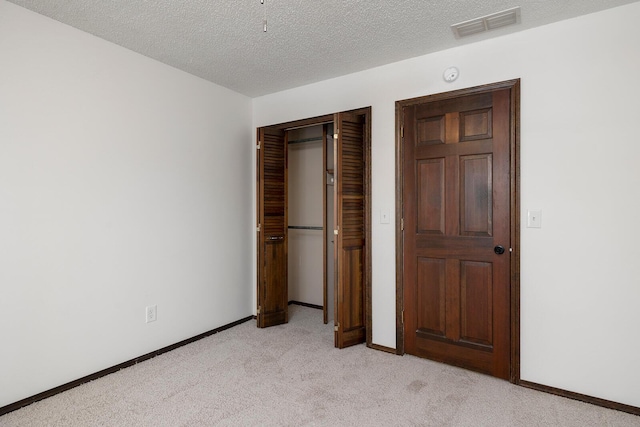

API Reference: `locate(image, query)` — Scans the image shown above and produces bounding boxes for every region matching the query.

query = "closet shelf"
[288,225,323,231]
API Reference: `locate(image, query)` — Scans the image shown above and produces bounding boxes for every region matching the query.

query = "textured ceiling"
[6,0,639,97]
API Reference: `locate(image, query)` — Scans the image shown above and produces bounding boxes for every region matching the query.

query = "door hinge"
[401,126,404,138]
[334,129,339,139]
[402,310,404,324]
[334,323,339,332]
[401,218,404,231]
[257,141,261,150]
[334,225,339,235]
[257,306,261,315]
[256,223,261,232]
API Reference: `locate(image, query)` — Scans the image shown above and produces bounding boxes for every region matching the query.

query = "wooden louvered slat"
[334,112,366,348]
[257,127,288,328]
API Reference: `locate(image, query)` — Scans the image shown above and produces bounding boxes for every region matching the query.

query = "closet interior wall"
[287,125,325,311]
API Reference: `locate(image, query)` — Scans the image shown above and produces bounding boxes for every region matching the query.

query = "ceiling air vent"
[451,6,521,39]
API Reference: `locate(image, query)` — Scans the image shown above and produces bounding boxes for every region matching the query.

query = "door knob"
[494,245,505,255]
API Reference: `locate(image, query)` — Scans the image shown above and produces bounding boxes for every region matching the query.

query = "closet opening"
[256,108,371,349]
[287,123,335,323]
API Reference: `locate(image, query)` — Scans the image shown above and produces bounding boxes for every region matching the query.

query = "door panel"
[403,88,512,379]
[460,261,493,347]
[460,154,493,236]
[257,127,288,328]
[334,112,366,348]
[417,159,445,234]
[416,257,446,336]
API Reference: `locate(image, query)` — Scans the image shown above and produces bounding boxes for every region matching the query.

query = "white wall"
[0,1,253,407]
[253,3,640,408]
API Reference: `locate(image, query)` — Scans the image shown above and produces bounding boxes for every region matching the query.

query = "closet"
[256,108,371,349]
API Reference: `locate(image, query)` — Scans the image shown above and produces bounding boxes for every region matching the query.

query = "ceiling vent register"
[451,6,521,39]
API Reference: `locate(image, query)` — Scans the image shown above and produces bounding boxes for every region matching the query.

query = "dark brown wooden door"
[402,87,512,378]
[334,112,366,348]
[256,127,288,328]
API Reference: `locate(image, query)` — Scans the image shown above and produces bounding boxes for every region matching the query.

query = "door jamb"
[394,80,521,383]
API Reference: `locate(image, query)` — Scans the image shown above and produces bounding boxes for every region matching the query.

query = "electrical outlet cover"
[146,305,157,323]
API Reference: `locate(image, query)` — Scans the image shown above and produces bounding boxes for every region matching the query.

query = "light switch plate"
[527,210,542,228]
[380,209,390,224]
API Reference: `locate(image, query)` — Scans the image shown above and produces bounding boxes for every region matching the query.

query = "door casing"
[395,80,521,383]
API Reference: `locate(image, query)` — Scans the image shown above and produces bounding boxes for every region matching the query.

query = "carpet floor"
[1,305,638,426]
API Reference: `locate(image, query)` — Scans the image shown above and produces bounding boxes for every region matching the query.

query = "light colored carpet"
[1,305,638,426]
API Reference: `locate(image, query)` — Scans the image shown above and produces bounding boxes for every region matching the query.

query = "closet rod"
[288,137,323,145]
[288,225,323,231]
[284,120,332,131]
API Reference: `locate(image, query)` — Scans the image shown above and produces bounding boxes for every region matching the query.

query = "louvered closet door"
[334,112,366,348]
[257,127,288,328]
